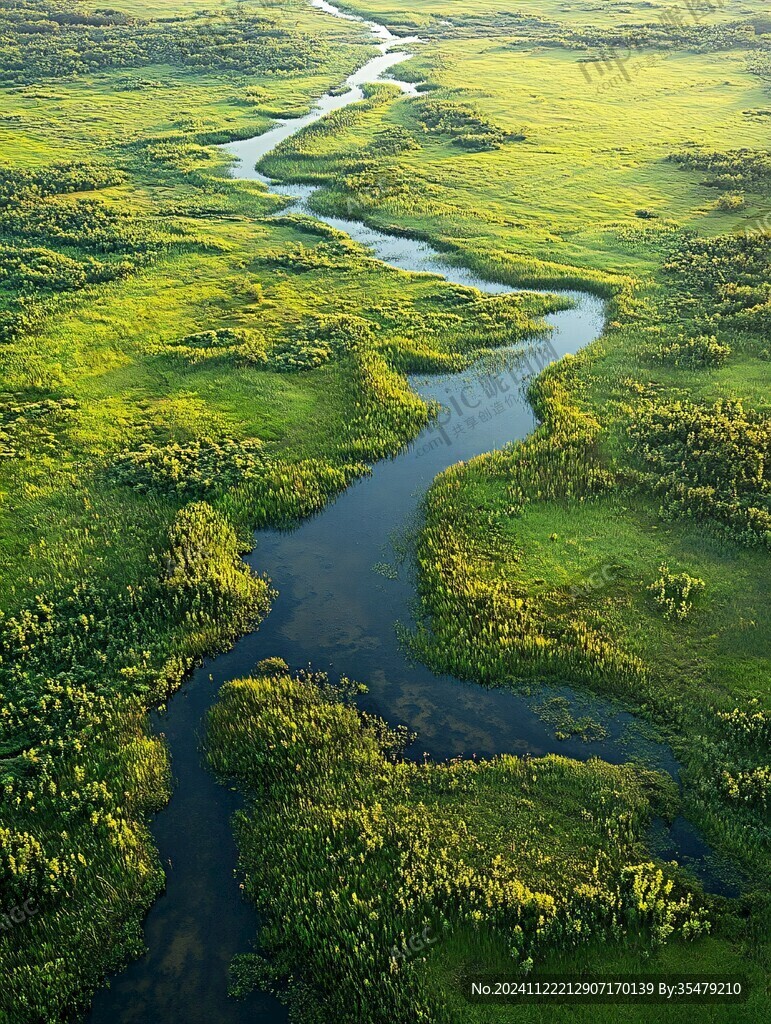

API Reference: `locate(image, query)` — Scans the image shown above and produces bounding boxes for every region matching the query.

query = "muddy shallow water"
[88,5,732,1023]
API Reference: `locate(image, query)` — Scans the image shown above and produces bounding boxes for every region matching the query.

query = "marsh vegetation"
[0,0,769,1022]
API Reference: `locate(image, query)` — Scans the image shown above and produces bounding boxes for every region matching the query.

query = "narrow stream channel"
[88,4,732,1023]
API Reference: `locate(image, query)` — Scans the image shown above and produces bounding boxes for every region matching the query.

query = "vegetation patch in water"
[208,662,712,1023]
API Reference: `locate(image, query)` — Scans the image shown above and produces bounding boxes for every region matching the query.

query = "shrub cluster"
[663,232,770,340]
[647,563,705,622]
[0,0,326,84]
[208,666,706,1023]
[629,398,771,545]
[0,394,77,459]
[269,313,376,372]
[436,9,766,56]
[563,19,765,55]
[669,148,771,192]
[657,333,731,367]
[162,328,268,367]
[258,239,358,272]
[716,702,771,749]
[108,436,265,499]
[413,96,509,151]
[0,160,123,203]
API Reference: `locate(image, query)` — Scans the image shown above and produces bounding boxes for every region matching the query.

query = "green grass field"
[332,0,771,29]
[1,0,769,1021]
[220,0,771,1018]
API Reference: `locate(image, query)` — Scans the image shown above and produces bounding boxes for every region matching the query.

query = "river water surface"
[88,5,727,1023]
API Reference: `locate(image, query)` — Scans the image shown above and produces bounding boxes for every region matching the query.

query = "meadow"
[211,0,771,1020]
[0,0,769,1021]
[0,1,550,1017]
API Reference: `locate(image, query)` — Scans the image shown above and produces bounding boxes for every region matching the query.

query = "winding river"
[88,4,730,1023]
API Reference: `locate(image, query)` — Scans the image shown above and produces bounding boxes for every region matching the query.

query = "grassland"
[208,0,771,1021]
[325,0,771,31]
[1,0,769,1021]
[0,1,555,1019]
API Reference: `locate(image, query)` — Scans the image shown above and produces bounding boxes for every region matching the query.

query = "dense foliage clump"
[657,333,731,367]
[717,702,771,749]
[663,231,770,342]
[412,96,510,151]
[0,160,123,202]
[259,239,359,272]
[0,0,327,84]
[162,328,268,366]
[433,9,768,57]
[647,563,706,621]
[109,435,265,498]
[208,665,705,1024]
[563,18,767,55]
[629,398,771,545]
[669,148,771,192]
[0,393,77,459]
[263,313,376,372]
[163,501,272,630]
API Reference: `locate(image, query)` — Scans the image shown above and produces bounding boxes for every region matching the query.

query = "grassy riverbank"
[208,662,768,1024]
[2,0,769,1021]
[0,1,552,1019]
[212,0,770,1020]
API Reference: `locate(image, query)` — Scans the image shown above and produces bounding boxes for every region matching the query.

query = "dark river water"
[87,4,734,1023]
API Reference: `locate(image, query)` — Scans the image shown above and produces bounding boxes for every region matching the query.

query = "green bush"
[663,232,771,338]
[717,192,746,211]
[647,563,706,621]
[669,148,771,193]
[109,436,265,499]
[658,333,731,367]
[629,398,771,545]
[163,501,272,632]
[413,95,508,151]
[162,328,268,367]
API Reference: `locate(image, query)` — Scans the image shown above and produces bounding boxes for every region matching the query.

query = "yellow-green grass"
[264,37,770,276]
[461,487,770,701]
[327,0,771,30]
